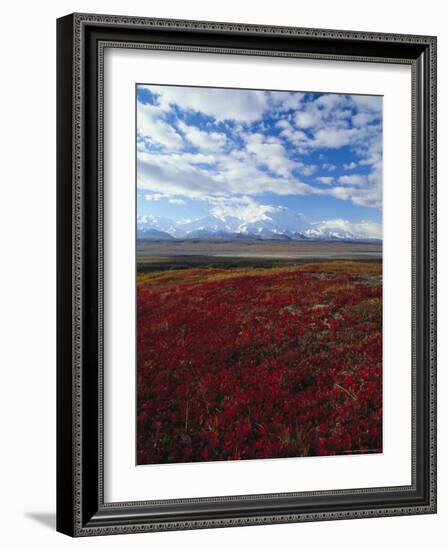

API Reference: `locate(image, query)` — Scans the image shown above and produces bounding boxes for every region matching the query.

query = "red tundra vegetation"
[137,261,382,464]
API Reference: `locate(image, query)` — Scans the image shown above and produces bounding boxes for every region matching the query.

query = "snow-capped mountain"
[304,227,357,240]
[137,228,175,240]
[304,219,382,241]
[137,210,381,241]
[137,215,178,235]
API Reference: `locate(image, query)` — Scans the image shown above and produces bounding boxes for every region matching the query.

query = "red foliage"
[136,263,382,464]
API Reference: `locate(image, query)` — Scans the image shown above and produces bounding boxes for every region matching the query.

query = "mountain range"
[137,207,381,242]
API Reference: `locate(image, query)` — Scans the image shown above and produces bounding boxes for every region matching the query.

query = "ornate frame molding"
[57,13,437,537]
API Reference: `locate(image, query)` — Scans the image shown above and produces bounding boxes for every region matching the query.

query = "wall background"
[0,1,445,548]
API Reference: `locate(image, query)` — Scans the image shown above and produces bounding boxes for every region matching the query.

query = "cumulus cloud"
[313,127,362,149]
[244,133,295,177]
[140,85,270,123]
[144,193,186,205]
[136,85,383,213]
[300,164,318,176]
[137,150,319,200]
[279,93,383,208]
[352,112,378,127]
[338,174,368,186]
[277,121,309,146]
[269,91,305,110]
[295,110,321,128]
[178,121,227,152]
[280,94,382,161]
[137,101,184,149]
[316,176,334,184]
[329,186,381,208]
[138,151,219,199]
[352,95,382,112]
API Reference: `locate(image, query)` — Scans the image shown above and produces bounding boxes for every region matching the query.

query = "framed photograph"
[57,13,437,536]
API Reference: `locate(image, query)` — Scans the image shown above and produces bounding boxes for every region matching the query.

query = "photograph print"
[136,84,383,465]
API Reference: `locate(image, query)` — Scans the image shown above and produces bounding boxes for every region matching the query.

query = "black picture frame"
[57,13,437,537]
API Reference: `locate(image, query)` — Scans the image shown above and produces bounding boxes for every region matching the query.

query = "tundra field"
[136,248,382,465]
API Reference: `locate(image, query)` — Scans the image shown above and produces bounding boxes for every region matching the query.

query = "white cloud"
[137,214,158,224]
[144,193,186,205]
[168,198,186,205]
[276,120,290,130]
[352,95,382,113]
[215,150,320,197]
[352,112,378,127]
[329,186,381,208]
[295,110,321,128]
[144,193,168,201]
[137,149,320,200]
[137,87,382,211]
[338,174,368,186]
[138,151,219,199]
[141,85,269,123]
[244,133,294,177]
[292,94,352,137]
[351,96,382,127]
[137,101,184,149]
[281,94,382,161]
[313,127,361,149]
[300,164,318,176]
[178,121,227,152]
[281,92,382,208]
[269,91,305,110]
[314,94,349,110]
[178,152,216,165]
[277,122,309,146]
[316,176,334,184]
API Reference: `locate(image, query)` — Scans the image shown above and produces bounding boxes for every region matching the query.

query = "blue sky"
[136,84,382,239]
